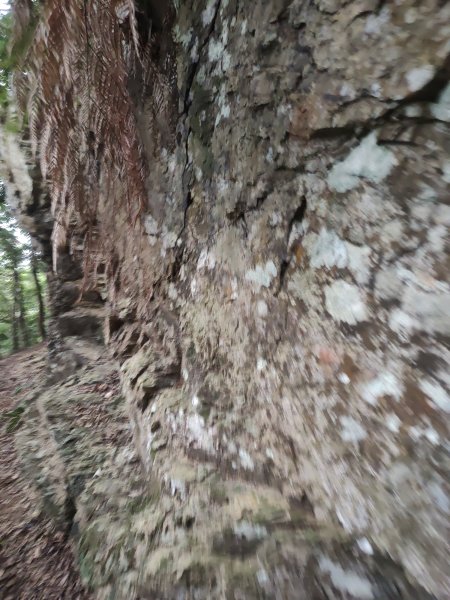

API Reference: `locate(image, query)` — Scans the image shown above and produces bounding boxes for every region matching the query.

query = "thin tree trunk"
[17,271,30,348]
[12,267,19,352]
[31,251,46,340]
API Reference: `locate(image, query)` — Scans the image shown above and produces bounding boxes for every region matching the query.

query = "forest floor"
[0,344,90,600]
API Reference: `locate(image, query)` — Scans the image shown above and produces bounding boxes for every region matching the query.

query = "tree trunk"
[11,267,19,352]
[17,271,30,348]
[31,251,46,340]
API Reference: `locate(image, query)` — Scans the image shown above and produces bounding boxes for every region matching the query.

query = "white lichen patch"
[338,372,350,385]
[161,225,178,250]
[257,569,270,586]
[369,82,382,98]
[319,556,374,599]
[208,38,225,63]
[201,0,216,26]
[194,165,203,182]
[239,448,255,470]
[325,281,368,324]
[256,300,268,317]
[257,358,267,372]
[230,277,238,301]
[208,19,230,74]
[222,50,231,71]
[265,448,274,460]
[308,227,368,279]
[245,260,277,291]
[431,83,450,122]
[190,38,199,61]
[287,270,321,307]
[405,104,422,118]
[356,538,374,555]
[215,85,231,126]
[409,425,440,445]
[340,416,367,443]
[424,427,440,446]
[417,182,438,202]
[288,218,308,248]
[428,481,450,514]
[420,379,450,413]
[168,283,178,301]
[190,277,198,296]
[387,463,413,488]
[442,160,450,184]
[404,8,418,24]
[187,414,214,452]
[174,27,193,49]
[196,64,207,85]
[386,413,401,433]
[144,215,159,245]
[335,498,369,532]
[340,82,356,98]
[361,372,403,406]
[346,243,372,285]
[170,477,187,498]
[388,309,415,340]
[197,248,216,270]
[215,101,230,125]
[307,229,348,269]
[406,65,435,92]
[402,288,450,336]
[374,266,403,301]
[364,6,390,36]
[427,225,447,253]
[327,133,398,193]
[233,521,267,540]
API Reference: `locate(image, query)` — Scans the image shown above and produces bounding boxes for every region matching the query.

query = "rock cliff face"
[4,1,450,598]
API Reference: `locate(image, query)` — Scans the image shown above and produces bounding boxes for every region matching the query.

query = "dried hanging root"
[11,0,151,274]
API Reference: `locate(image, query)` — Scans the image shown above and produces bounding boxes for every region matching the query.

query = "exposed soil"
[0,344,90,600]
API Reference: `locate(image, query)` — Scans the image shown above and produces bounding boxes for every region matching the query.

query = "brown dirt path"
[0,345,90,600]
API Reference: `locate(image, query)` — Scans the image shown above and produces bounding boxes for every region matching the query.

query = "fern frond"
[11,0,174,290]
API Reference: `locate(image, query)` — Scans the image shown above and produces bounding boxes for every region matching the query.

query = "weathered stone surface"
[117,2,449,596]
[6,0,450,598]
[57,308,104,341]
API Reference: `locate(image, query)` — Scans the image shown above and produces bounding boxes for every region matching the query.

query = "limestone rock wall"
[110,1,450,596]
[6,0,450,598]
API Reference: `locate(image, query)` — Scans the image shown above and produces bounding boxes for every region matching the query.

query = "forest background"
[0,4,47,357]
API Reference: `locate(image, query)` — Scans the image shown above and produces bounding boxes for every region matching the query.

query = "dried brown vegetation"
[11,0,170,275]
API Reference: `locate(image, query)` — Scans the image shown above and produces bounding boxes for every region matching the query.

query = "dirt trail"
[0,345,90,600]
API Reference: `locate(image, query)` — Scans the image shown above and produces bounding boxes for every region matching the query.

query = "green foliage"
[0,200,47,357]
[0,6,47,357]
[0,10,12,111]
[2,404,25,432]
